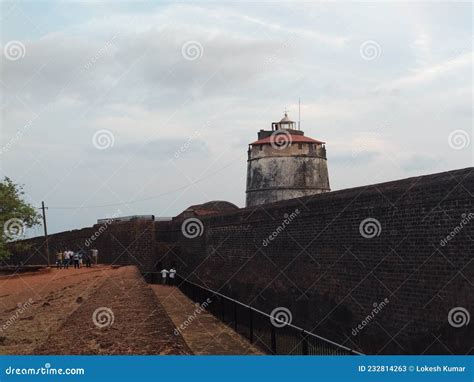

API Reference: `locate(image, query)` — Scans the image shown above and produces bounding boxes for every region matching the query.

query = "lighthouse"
[245,112,330,207]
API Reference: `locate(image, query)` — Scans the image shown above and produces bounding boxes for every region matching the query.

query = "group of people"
[159,267,176,285]
[55,249,98,269]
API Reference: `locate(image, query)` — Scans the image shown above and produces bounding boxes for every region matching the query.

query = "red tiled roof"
[250,134,325,146]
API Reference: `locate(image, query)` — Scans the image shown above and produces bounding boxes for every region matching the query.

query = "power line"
[47,161,236,210]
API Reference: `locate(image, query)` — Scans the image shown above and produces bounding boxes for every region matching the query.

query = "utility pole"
[298,97,301,130]
[41,201,50,267]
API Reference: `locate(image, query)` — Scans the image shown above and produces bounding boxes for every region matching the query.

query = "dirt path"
[0,266,110,354]
[151,285,262,355]
[0,266,190,355]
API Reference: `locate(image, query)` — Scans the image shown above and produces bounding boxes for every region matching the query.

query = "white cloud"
[0,1,471,235]
[385,52,472,90]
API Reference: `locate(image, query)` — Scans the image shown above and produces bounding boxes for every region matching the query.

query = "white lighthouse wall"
[246,143,330,207]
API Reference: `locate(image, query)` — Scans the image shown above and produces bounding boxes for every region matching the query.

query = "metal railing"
[170,274,363,355]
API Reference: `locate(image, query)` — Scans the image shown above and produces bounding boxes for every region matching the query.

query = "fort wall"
[8,168,473,354]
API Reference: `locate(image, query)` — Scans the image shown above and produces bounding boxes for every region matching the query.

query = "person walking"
[91,249,98,265]
[73,251,80,269]
[84,251,92,268]
[169,267,176,286]
[160,268,169,285]
[56,251,63,269]
[63,250,70,269]
[78,250,84,267]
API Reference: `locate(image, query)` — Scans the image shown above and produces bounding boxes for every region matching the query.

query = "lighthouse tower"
[245,112,330,207]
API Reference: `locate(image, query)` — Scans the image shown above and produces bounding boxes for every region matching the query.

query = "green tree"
[0,177,41,259]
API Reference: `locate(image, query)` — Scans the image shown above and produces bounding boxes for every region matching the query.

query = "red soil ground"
[0,265,190,355]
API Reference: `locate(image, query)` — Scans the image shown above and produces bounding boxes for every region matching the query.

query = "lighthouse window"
[298,143,303,149]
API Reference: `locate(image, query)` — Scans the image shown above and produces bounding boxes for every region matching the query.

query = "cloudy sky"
[1,1,472,236]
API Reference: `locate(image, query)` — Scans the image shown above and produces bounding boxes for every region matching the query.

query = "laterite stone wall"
[163,168,473,355]
[8,168,473,354]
